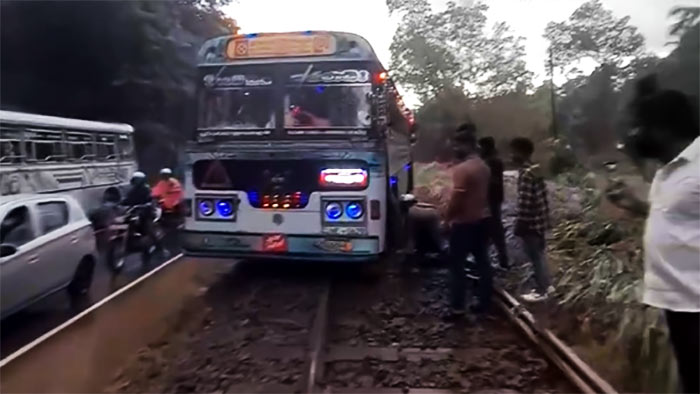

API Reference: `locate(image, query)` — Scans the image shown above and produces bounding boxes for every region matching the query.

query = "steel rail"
[495,285,617,394]
[304,279,331,394]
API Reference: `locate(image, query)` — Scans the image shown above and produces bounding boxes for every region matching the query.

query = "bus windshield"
[198,87,275,130]
[284,85,371,128]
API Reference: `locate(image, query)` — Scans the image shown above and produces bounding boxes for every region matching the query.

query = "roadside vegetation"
[400,1,698,392]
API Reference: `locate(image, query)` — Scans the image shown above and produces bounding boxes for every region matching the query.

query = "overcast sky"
[224,0,698,106]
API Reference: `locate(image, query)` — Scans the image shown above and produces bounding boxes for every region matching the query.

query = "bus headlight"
[199,199,214,216]
[345,201,364,219]
[325,202,343,220]
[216,199,234,217]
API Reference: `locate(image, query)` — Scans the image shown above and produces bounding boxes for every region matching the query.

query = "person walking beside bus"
[479,136,509,269]
[509,137,554,302]
[152,168,183,213]
[607,77,699,394]
[444,124,492,318]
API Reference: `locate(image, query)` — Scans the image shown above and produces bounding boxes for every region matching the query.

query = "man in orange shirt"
[152,168,183,213]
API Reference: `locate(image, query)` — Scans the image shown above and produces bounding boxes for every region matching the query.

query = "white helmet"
[160,168,173,176]
[131,171,146,180]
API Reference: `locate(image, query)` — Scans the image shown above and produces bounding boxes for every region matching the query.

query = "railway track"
[0,256,616,393]
[106,262,615,393]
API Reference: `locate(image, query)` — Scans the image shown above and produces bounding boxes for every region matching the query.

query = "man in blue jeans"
[444,125,492,318]
[509,137,554,302]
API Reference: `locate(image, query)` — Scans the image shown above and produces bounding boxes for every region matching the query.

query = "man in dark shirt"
[478,136,509,269]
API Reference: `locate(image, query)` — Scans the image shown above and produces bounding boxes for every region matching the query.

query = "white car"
[0,194,96,318]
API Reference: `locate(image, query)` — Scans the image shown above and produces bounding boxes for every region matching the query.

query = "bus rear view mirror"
[399,194,417,211]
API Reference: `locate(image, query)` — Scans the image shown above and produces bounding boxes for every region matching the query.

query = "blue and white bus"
[181,31,415,262]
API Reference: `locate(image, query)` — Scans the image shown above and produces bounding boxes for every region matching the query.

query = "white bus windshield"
[284,85,371,128]
[198,87,276,130]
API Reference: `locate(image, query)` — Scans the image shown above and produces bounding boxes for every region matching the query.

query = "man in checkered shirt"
[509,137,554,302]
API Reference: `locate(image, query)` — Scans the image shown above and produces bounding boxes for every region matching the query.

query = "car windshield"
[284,85,371,128]
[198,88,275,129]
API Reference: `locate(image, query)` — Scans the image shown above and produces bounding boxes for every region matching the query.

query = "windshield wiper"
[212,63,229,82]
[298,64,314,87]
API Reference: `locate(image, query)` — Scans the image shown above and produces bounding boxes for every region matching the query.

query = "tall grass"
[551,180,677,393]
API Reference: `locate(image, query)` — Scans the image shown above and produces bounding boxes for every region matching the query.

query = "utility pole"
[549,46,558,139]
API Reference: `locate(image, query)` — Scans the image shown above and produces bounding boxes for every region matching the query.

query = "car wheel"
[106,239,126,273]
[68,256,95,297]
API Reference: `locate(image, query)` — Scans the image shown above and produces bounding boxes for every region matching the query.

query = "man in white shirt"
[610,76,699,393]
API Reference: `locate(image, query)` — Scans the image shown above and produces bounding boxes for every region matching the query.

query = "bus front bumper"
[181,230,380,262]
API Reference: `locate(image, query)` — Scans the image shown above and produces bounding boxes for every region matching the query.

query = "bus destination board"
[226,33,337,59]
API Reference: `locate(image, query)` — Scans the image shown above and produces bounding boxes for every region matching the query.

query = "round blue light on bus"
[346,201,364,219]
[325,202,343,220]
[217,200,233,217]
[199,199,214,216]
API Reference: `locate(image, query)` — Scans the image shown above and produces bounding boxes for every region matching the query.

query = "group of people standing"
[443,123,553,319]
[439,74,698,393]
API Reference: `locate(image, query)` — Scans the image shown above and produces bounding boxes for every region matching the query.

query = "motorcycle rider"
[152,168,183,214]
[121,171,158,248]
[122,171,152,206]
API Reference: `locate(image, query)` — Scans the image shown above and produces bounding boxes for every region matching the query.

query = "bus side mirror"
[400,194,417,211]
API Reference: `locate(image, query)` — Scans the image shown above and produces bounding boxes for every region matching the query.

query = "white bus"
[181,31,415,262]
[0,110,136,213]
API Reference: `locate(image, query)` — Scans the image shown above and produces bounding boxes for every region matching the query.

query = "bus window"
[116,134,133,159]
[26,129,65,162]
[34,142,50,161]
[0,127,24,164]
[198,88,275,129]
[66,132,94,161]
[0,140,22,163]
[96,134,115,159]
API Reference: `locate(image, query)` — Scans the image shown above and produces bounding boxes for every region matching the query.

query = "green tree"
[0,0,232,174]
[669,6,700,38]
[387,0,531,101]
[544,0,646,85]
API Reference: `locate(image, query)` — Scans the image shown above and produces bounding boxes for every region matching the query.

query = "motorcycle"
[105,203,163,273]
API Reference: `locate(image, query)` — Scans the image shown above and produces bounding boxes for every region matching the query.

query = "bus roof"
[0,110,134,134]
[197,31,383,67]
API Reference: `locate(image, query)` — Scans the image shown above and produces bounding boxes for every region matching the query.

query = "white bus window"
[116,135,133,159]
[97,134,115,159]
[0,127,24,163]
[37,201,69,235]
[0,140,22,163]
[34,141,53,161]
[71,143,95,161]
[198,88,276,129]
[33,141,65,162]
[97,143,114,159]
[66,132,94,161]
[27,130,65,162]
